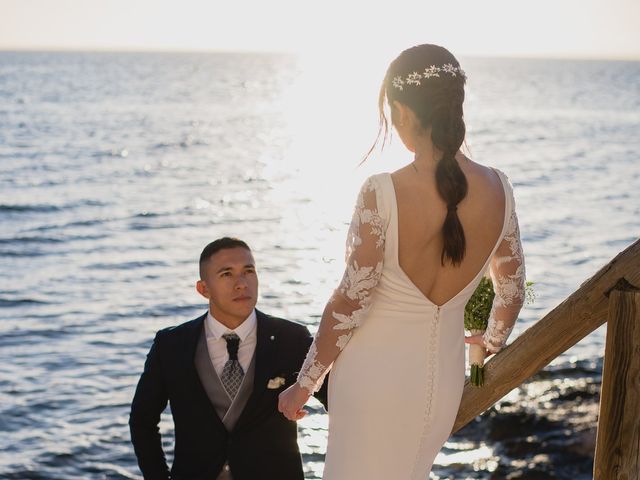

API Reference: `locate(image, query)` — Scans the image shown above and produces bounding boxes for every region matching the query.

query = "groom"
[129,237,327,480]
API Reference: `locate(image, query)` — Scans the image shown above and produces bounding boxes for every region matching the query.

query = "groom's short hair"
[199,237,251,279]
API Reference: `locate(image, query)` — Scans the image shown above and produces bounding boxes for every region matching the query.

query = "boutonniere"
[267,376,286,389]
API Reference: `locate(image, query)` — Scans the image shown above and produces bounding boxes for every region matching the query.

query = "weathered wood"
[593,289,640,479]
[452,238,640,433]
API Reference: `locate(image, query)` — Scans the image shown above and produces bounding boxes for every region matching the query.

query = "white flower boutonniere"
[267,376,286,389]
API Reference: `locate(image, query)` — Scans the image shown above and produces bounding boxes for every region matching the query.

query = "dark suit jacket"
[129,309,327,480]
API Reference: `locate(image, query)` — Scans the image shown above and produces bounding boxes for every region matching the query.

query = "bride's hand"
[464,333,491,356]
[278,383,311,421]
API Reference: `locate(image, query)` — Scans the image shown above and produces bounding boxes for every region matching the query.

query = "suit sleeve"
[129,331,171,479]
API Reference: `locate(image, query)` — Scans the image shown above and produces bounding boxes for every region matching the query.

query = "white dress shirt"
[204,309,257,377]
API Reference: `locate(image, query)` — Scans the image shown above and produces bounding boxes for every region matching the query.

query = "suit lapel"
[183,311,227,432]
[195,325,231,421]
[233,309,278,431]
[182,312,207,377]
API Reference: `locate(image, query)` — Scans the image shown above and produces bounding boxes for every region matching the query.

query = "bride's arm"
[296,176,386,394]
[483,207,526,353]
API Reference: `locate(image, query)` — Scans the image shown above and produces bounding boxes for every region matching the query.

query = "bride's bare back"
[392,154,505,307]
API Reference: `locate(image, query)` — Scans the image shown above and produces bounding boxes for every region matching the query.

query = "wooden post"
[593,284,640,479]
[452,239,640,433]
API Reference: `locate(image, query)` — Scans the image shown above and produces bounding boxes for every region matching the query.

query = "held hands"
[278,382,311,421]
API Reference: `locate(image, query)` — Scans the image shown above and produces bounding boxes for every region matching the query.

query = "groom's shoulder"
[154,311,207,343]
[257,309,311,338]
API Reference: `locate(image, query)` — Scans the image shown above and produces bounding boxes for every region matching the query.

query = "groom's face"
[197,247,259,325]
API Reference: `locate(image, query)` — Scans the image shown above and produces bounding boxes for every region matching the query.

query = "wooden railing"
[451,238,640,479]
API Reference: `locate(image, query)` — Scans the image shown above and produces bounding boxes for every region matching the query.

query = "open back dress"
[297,167,526,479]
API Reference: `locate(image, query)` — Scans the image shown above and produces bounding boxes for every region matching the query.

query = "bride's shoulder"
[484,165,515,191]
[471,164,518,208]
[355,173,393,219]
[464,159,511,185]
[359,172,392,192]
[462,160,517,204]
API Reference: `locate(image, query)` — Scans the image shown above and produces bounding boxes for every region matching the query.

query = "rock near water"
[438,359,601,480]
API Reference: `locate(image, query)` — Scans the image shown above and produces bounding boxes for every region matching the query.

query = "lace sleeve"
[296,176,386,393]
[482,206,526,353]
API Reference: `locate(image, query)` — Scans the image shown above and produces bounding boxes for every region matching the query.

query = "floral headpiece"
[391,63,466,91]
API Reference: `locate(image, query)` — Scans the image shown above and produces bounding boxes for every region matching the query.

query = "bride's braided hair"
[366,44,468,266]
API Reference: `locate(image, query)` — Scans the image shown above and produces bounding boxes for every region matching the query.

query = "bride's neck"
[412,138,442,171]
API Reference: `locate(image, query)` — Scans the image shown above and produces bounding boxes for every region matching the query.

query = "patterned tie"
[221,333,244,399]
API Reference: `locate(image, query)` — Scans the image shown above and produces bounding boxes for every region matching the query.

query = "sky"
[0,0,639,60]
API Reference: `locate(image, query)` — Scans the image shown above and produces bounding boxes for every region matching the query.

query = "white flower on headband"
[423,66,441,78]
[442,63,458,76]
[392,64,466,90]
[392,75,405,91]
[406,72,422,86]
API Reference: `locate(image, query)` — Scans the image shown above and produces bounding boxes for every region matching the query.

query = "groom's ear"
[196,280,210,299]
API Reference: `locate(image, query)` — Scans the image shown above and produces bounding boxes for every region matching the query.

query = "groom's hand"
[278,383,311,421]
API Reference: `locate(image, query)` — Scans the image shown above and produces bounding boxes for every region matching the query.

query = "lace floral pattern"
[297,342,328,393]
[483,207,526,353]
[297,177,386,393]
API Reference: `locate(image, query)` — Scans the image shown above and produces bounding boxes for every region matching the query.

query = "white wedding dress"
[298,167,526,479]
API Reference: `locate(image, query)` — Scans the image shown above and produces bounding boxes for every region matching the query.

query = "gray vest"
[194,328,256,480]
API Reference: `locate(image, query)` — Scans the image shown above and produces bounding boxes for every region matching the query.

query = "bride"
[279,43,526,479]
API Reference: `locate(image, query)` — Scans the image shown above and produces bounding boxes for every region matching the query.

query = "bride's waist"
[367,294,437,316]
[371,288,438,313]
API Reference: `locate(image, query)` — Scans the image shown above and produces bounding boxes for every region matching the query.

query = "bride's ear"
[391,100,410,128]
[391,101,418,152]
